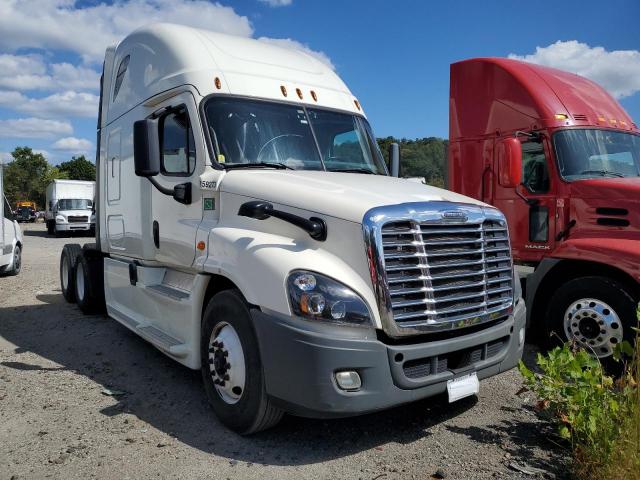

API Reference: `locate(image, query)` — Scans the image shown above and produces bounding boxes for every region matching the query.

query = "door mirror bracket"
[515,183,539,206]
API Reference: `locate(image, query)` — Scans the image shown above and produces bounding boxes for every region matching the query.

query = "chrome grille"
[364,202,514,337]
[68,215,89,223]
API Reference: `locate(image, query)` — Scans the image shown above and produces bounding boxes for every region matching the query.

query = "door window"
[4,197,13,220]
[522,142,550,193]
[160,107,196,176]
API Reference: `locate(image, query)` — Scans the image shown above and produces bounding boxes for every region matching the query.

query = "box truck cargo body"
[448,58,640,363]
[0,165,23,276]
[45,180,95,235]
[60,24,525,434]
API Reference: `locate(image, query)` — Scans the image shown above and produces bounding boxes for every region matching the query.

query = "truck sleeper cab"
[61,24,525,434]
[448,58,640,365]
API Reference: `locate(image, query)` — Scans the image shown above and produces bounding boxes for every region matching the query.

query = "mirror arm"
[515,184,539,206]
[238,201,327,241]
[147,177,192,205]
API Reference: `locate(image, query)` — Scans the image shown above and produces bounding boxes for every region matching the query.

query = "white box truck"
[0,164,23,276]
[45,179,95,236]
[60,23,526,434]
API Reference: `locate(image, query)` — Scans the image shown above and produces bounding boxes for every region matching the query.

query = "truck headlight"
[55,215,66,223]
[287,271,372,327]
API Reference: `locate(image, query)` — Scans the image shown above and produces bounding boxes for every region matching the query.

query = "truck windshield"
[204,97,388,174]
[554,129,640,180]
[58,199,92,210]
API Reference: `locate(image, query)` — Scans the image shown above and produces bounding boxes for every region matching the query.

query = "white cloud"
[0,54,100,91]
[0,0,254,64]
[258,0,293,7]
[0,151,12,164]
[52,137,93,153]
[258,37,335,70]
[509,40,640,99]
[0,90,99,118]
[0,118,73,139]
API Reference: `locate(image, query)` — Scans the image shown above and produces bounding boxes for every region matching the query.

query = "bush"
[519,321,639,479]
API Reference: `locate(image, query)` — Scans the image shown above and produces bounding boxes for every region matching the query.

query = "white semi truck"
[0,164,23,276]
[45,179,95,236]
[60,23,526,434]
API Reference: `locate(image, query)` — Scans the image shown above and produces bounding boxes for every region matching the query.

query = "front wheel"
[546,276,638,362]
[7,245,21,276]
[201,289,283,435]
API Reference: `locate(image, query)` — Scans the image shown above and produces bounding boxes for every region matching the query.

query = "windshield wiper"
[328,168,376,174]
[579,169,626,178]
[224,162,294,170]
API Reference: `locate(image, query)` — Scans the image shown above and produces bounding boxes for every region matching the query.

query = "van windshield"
[58,199,92,210]
[554,129,640,180]
[204,97,388,174]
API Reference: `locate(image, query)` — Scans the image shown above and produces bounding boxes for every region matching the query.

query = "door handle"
[153,220,159,248]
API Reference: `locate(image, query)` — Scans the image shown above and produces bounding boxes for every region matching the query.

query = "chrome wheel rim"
[62,256,69,290]
[208,322,245,404]
[13,247,20,271]
[76,262,85,301]
[564,298,623,358]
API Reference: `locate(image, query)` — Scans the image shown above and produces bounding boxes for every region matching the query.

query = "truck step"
[137,325,188,357]
[146,284,190,301]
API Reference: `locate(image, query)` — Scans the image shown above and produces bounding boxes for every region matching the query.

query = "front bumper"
[56,222,93,231]
[253,298,526,418]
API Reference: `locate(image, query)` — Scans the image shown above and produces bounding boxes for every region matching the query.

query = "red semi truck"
[447,57,640,360]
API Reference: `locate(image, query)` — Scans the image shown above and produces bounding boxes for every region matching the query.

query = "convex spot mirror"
[133,118,160,177]
[497,137,522,188]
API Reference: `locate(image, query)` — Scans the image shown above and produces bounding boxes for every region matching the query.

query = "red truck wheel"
[546,276,637,363]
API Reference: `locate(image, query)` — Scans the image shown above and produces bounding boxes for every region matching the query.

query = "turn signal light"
[197,241,206,251]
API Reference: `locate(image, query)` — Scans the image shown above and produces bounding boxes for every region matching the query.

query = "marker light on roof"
[354,99,361,111]
[280,85,288,97]
[310,90,318,102]
[598,116,606,122]
[214,77,222,89]
[554,113,568,120]
[296,88,303,100]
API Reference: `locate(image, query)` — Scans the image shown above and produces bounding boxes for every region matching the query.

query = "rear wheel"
[74,251,106,314]
[546,276,638,368]
[60,244,82,303]
[201,289,283,435]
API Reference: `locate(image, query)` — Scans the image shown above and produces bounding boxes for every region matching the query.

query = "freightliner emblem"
[441,210,468,221]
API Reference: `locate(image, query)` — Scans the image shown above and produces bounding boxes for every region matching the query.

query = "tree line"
[2,147,96,210]
[1,137,448,209]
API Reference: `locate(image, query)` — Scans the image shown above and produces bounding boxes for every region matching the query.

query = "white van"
[0,167,23,276]
[60,23,525,434]
[45,179,95,236]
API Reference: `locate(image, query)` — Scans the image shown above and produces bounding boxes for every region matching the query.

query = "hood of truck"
[568,177,640,200]
[219,170,486,223]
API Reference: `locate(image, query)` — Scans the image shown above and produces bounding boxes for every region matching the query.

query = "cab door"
[493,137,557,262]
[149,92,205,268]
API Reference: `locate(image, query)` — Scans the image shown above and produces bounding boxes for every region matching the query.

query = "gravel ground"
[0,223,570,480]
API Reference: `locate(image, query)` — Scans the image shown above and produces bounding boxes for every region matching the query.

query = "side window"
[113,55,130,102]
[160,107,196,176]
[4,198,13,220]
[522,142,550,193]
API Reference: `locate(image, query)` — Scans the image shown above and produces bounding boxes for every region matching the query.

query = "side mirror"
[497,137,522,188]
[388,142,400,177]
[133,119,160,177]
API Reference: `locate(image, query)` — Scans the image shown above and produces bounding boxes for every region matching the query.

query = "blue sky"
[0,0,639,164]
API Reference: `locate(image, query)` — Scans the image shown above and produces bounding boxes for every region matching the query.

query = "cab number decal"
[200,180,216,189]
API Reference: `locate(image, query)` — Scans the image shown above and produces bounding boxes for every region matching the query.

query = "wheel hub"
[564,298,623,358]
[208,323,246,405]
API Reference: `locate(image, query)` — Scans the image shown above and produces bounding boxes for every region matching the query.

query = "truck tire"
[6,244,21,276]
[74,251,106,314]
[546,276,638,364]
[60,244,82,303]
[201,289,283,435]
